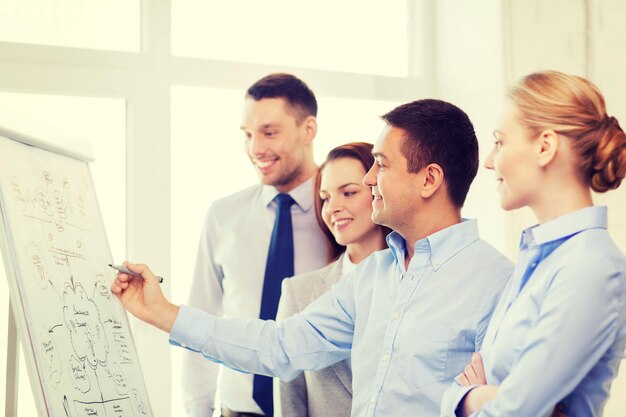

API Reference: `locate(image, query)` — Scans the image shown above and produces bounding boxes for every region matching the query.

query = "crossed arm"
[456,353,567,417]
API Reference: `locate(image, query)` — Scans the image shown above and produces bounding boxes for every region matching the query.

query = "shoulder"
[551,229,626,290]
[351,248,396,277]
[284,258,341,292]
[340,249,395,290]
[565,228,625,268]
[198,184,264,237]
[278,259,339,318]
[201,184,264,229]
[464,239,514,280]
[357,248,394,270]
[207,183,263,215]
[444,240,513,313]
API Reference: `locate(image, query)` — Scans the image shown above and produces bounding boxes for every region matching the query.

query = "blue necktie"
[253,193,295,416]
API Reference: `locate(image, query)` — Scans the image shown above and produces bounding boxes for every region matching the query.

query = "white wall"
[502,0,626,415]
[589,1,626,415]
[435,1,626,414]
[434,0,508,255]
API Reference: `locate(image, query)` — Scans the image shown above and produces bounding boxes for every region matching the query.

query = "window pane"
[172,0,409,77]
[0,0,140,52]
[315,96,398,160]
[170,86,257,306]
[0,92,126,417]
[0,92,126,261]
[170,84,398,416]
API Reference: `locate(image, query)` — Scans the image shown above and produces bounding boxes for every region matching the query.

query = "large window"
[172,0,410,77]
[0,0,140,52]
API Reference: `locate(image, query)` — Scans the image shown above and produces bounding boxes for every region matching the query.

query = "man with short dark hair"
[180,73,329,417]
[113,99,514,417]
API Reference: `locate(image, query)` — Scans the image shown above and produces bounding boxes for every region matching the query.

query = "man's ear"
[302,115,317,144]
[536,129,559,168]
[420,163,445,199]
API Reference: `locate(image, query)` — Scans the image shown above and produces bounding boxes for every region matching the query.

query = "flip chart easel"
[0,107,153,417]
[5,299,19,417]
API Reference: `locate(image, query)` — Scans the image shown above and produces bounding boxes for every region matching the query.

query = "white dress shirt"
[181,175,328,417]
[340,252,356,277]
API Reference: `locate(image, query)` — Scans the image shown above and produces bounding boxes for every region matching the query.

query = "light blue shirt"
[171,219,513,417]
[440,206,626,417]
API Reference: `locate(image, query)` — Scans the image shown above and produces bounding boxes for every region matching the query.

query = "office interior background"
[0,0,625,416]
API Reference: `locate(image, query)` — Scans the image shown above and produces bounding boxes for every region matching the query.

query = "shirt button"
[392,313,400,320]
[181,342,188,348]
[382,353,389,362]
[531,262,537,268]
[370,396,376,404]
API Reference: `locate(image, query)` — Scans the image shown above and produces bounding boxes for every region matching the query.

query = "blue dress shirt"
[440,206,626,417]
[171,219,513,417]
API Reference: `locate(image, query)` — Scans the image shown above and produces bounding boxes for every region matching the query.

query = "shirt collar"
[340,252,357,278]
[520,206,607,248]
[387,219,480,271]
[261,173,317,211]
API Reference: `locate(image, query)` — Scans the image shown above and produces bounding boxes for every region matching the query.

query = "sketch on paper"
[0,136,152,417]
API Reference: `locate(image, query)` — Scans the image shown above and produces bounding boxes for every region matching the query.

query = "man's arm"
[112,262,356,381]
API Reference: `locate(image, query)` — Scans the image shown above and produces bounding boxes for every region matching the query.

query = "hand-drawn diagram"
[0,137,152,417]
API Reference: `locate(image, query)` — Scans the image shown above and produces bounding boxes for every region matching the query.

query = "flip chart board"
[0,115,152,417]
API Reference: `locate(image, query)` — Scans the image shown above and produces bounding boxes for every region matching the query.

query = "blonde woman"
[276,142,390,417]
[441,71,626,417]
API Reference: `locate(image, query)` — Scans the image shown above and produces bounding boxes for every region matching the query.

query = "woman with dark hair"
[276,142,390,417]
[441,70,626,417]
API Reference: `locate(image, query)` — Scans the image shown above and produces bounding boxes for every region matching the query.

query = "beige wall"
[591,1,626,415]
[433,0,626,414]
[504,0,626,415]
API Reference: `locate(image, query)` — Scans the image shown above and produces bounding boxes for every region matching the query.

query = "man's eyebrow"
[239,123,279,131]
[372,152,389,160]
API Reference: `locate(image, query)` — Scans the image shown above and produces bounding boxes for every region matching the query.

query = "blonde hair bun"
[509,70,626,193]
[591,116,626,192]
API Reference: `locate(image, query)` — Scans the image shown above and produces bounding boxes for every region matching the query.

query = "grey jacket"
[275,255,352,417]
